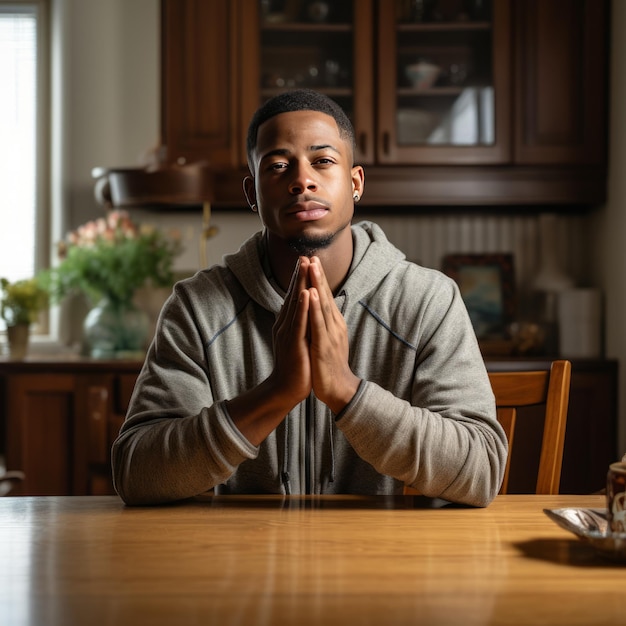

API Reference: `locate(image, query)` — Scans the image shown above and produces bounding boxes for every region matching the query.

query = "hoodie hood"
[223,221,406,311]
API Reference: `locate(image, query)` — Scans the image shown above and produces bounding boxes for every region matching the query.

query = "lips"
[287,200,330,222]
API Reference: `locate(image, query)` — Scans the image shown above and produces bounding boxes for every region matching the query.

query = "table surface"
[0,494,621,626]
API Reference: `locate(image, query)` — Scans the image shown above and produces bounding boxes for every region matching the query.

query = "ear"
[351,165,365,200]
[243,176,257,211]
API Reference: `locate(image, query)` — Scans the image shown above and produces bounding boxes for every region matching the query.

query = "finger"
[309,256,334,301]
[290,257,312,299]
[307,287,325,340]
[286,256,302,297]
[278,257,306,325]
[308,258,340,330]
[293,288,311,337]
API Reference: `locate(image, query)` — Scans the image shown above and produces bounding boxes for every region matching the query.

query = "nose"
[287,161,317,195]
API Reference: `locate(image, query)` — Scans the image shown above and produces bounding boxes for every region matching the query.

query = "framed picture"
[442,253,515,340]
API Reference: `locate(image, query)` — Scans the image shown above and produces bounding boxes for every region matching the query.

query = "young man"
[111,89,507,506]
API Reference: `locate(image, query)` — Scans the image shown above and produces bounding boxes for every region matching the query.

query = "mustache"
[285,195,331,210]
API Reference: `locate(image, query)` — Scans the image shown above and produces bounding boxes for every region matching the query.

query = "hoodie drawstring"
[328,411,336,485]
[281,415,291,495]
[281,409,336,493]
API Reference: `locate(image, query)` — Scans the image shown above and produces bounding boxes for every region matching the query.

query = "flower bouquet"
[44,210,182,358]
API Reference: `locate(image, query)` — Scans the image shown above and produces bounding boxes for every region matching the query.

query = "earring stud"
[353,194,360,203]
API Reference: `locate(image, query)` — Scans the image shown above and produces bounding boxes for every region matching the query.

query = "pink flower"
[101,229,115,243]
[76,222,99,246]
[107,209,126,228]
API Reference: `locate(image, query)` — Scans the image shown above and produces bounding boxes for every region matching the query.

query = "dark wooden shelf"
[397,21,492,32]
[261,23,352,32]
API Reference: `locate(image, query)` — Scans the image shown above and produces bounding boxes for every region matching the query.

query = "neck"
[265,227,354,293]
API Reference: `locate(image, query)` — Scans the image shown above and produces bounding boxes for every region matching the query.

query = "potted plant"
[43,209,182,358]
[1,276,49,359]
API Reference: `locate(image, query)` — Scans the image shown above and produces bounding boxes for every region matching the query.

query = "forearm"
[225,374,304,446]
[112,402,257,505]
[337,381,507,507]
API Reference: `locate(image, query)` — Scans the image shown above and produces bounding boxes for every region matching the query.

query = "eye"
[313,156,335,166]
[267,161,288,172]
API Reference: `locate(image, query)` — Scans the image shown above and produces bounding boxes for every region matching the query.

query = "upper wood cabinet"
[376,0,512,165]
[160,0,609,206]
[239,0,375,165]
[161,0,241,168]
[513,0,608,165]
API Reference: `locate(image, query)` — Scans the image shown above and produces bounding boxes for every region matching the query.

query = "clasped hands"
[272,256,360,415]
[226,256,361,445]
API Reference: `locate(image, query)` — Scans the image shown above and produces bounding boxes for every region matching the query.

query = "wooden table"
[0,494,621,626]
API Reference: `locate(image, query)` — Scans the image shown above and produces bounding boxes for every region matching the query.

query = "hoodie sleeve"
[335,271,507,507]
[110,280,259,506]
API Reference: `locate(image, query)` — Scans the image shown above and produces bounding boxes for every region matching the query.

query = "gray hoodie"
[112,221,507,505]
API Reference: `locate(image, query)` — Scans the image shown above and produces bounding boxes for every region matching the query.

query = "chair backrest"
[489,360,571,495]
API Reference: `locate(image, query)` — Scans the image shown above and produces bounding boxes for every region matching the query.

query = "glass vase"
[83,298,150,359]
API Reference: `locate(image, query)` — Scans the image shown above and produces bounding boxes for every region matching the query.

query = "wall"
[55,0,158,228]
[54,0,624,453]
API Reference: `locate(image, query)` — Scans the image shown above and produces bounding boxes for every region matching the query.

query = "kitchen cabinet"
[0,359,141,496]
[377,0,607,167]
[162,0,608,210]
[239,0,375,165]
[161,0,241,168]
[513,0,607,166]
[0,356,618,496]
[160,0,608,206]
[160,0,375,168]
[376,0,512,165]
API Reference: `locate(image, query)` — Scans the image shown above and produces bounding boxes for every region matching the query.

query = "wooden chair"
[404,360,572,496]
[489,359,571,494]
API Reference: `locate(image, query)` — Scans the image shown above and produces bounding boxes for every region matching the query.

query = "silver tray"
[544,507,626,561]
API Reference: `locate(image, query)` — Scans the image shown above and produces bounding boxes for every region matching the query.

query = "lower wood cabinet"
[0,359,141,496]
[0,357,618,496]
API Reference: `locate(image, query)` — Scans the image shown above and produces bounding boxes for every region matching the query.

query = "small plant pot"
[7,324,30,360]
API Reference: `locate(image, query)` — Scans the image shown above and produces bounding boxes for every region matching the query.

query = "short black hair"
[246,89,356,170]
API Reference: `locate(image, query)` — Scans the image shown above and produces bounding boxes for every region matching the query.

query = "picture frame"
[442,253,515,340]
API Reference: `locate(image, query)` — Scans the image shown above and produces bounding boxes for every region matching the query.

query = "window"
[0,1,48,332]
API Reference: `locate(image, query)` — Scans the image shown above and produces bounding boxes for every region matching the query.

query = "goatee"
[287,233,335,257]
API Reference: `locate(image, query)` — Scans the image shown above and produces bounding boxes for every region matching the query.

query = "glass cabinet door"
[239,0,374,164]
[377,0,511,164]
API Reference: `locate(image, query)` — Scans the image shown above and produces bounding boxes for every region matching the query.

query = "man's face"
[247,110,363,254]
